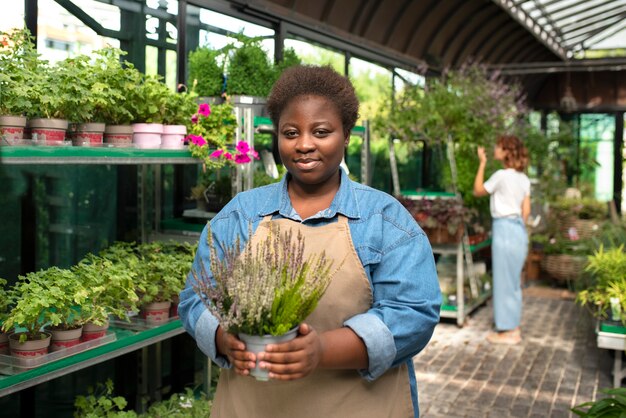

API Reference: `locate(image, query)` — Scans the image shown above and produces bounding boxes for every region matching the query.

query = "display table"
[596,320,626,388]
[0,320,185,398]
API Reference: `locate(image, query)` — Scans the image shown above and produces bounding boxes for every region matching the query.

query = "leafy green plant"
[128,75,172,124]
[551,197,607,221]
[543,236,595,256]
[74,379,137,418]
[188,46,224,97]
[134,242,196,306]
[72,253,140,325]
[572,387,626,417]
[0,278,13,326]
[191,223,340,336]
[226,37,275,97]
[143,388,212,418]
[162,89,198,127]
[0,27,40,116]
[1,267,88,342]
[576,245,626,324]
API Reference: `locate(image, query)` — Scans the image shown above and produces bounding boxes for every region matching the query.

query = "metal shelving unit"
[596,320,626,388]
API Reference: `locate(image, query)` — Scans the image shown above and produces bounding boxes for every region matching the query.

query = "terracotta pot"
[29,118,69,144]
[9,332,51,359]
[104,124,133,146]
[69,122,106,147]
[132,123,163,149]
[0,331,9,355]
[82,320,110,341]
[161,125,187,149]
[47,325,83,351]
[141,301,172,325]
[0,115,27,141]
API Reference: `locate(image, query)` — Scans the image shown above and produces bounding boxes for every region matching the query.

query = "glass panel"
[285,38,343,73]
[579,113,615,201]
[37,0,120,64]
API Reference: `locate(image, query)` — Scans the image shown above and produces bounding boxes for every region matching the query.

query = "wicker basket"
[423,226,463,244]
[541,254,587,282]
[557,217,600,239]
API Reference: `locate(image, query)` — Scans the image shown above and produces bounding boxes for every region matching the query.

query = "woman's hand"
[257,323,323,380]
[477,146,487,165]
[216,326,256,376]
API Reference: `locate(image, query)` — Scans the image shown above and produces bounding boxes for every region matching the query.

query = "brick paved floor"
[415,285,616,418]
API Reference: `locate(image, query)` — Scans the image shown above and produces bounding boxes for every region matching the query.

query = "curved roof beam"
[443,7,502,66]
[454,13,511,65]
[401,0,440,55]
[491,0,566,59]
[484,27,529,63]
[382,0,414,45]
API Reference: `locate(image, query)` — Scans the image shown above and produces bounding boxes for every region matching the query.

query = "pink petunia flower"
[191,114,198,124]
[188,135,206,147]
[224,152,233,160]
[250,149,259,159]
[235,141,250,154]
[198,103,211,117]
[209,149,224,159]
[235,153,251,164]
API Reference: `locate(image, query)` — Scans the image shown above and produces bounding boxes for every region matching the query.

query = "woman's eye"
[283,130,297,138]
[314,129,329,137]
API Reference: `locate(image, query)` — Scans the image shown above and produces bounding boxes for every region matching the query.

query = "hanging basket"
[541,254,587,282]
[422,226,463,244]
[557,217,600,239]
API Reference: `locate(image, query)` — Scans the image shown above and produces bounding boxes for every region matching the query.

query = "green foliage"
[134,241,196,305]
[0,278,13,324]
[551,197,608,221]
[128,75,172,123]
[74,380,212,418]
[188,46,224,97]
[162,89,198,127]
[74,379,137,418]
[0,27,40,115]
[192,223,339,336]
[226,37,275,97]
[272,47,302,83]
[543,236,595,256]
[572,387,626,417]
[72,253,140,325]
[576,245,626,324]
[1,267,88,341]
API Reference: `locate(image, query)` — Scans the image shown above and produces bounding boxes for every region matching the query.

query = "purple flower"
[235,141,250,154]
[188,135,206,146]
[234,153,251,164]
[198,103,211,117]
[209,149,224,159]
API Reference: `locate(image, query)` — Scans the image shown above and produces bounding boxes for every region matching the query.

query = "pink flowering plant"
[187,102,259,168]
[191,223,341,336]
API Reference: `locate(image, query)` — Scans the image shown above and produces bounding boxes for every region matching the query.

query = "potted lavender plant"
[191,223,340,381]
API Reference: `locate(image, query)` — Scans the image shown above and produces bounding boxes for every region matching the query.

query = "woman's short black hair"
[266,65,360,136]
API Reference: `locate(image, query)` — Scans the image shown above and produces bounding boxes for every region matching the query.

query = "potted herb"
[576,245,626,325]
[1,267,85,357]
[191,223,339,380]
[135,242,196,325]
[161,88,197,150]
[128,75,171,149]
[72,253,140,340]
[0,27,39,141]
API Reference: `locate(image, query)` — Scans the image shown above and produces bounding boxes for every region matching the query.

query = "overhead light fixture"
[560,68,576,112]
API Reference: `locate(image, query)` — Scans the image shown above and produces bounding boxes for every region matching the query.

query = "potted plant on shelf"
[0,27,39,142]
[575,245,626,326]
[0,278,13,355]
[128,75,171,149]
[399,197,476,244]
[191,223,340,381]
[72,253,140,340]
[161,87,197,150]
[135,242,195,325]
[0,267,83,358]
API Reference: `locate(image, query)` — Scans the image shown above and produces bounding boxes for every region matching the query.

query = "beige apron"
[210,215,414,418]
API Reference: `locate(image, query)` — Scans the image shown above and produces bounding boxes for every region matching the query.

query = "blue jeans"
[492,217,528,331]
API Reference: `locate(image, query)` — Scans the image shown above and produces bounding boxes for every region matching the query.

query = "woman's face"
[277,94,348,191]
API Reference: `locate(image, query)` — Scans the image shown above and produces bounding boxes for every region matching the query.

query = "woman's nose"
[295,133,315,153]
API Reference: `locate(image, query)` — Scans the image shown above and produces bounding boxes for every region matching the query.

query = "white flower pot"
[161,125,187,149]
[141,301,172,325]
[47,325,83,352]
[238,327,299,381]
[9,332,51,359]
[132,123,163,149]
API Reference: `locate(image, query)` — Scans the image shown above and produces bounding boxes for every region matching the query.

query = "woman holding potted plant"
[179,65,441,418]
[473,135,531,345]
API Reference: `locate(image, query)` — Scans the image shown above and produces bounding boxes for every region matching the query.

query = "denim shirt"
[178,168,441,417]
